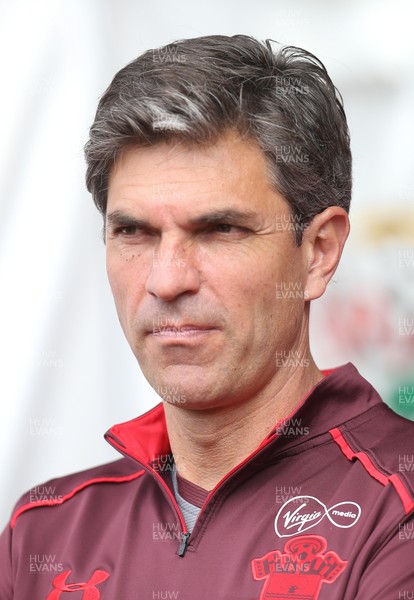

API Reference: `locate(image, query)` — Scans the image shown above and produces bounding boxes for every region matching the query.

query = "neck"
[163,356,323,491]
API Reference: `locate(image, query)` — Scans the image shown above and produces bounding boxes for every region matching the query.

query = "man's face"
[106,131,310,410]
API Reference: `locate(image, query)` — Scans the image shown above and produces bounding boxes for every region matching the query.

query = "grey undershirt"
[171,467,201,534]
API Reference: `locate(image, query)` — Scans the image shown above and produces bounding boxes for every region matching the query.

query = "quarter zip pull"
[178,532,190,557]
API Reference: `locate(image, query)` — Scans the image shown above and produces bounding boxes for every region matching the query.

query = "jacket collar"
[105,363,383,468]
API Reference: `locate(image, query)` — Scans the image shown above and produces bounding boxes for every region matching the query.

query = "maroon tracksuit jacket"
[1,363,414,599]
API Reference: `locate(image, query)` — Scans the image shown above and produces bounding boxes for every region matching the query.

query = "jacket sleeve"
[354,513,414,599]
[0,521,13,599]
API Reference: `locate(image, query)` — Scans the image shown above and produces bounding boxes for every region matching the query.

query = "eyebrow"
[187,208,257,227]
[106,208,258,230]
[106,210,150,230]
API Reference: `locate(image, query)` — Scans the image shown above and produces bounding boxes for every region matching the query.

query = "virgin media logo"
[275,495,361,537]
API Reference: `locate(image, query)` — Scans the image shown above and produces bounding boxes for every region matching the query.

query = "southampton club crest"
[251,535,347,599]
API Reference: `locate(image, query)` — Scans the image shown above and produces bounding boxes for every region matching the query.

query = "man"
[1,35,413,599]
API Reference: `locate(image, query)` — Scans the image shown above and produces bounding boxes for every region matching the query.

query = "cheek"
[106,255,123,299]
[106,254,141,321]
[250,253,305,326]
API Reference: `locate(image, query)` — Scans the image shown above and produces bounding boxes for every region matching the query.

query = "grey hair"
[84,34,352,244]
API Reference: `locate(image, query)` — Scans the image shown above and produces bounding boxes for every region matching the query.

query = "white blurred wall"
[1,0,413,529]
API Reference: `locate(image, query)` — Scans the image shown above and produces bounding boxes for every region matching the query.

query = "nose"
[145,238,201,301]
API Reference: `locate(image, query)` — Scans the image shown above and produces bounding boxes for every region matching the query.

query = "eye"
[110,225,153,238]
[214,223,235,233]
[115,226,138,236]
[198,221,253,240]
[211,223,252,238]
[198,222,252,241]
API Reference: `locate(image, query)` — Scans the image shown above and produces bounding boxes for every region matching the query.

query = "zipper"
[106,430,280,555]
[105,434,190,556]
[149,467,192,557]
[178,532,191,557]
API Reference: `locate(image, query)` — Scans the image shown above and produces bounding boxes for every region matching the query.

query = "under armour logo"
[47,570,110,599]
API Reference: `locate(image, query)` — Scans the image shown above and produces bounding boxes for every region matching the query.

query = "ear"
[303,207,350,301]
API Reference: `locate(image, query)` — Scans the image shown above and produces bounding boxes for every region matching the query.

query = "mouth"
[148,323,218,341]
[151,324,215,335]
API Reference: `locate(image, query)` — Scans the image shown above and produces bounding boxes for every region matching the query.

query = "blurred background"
[0,0,413,530]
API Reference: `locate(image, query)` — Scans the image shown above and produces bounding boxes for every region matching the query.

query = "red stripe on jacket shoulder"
[329,427,414,515]
[11,470,145,529]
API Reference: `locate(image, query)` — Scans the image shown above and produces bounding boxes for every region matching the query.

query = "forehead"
[106,131,290,223]
[107,131,273,199]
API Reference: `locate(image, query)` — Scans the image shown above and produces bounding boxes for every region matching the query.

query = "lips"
[151,324,215,336]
